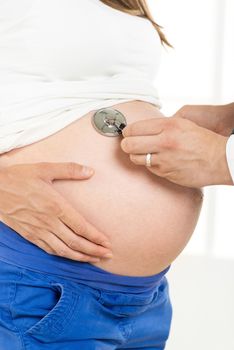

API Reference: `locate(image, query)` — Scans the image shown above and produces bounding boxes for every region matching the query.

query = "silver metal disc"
[91,108,127,137]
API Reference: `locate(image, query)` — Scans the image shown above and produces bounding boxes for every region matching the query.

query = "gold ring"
[146,153,152,167]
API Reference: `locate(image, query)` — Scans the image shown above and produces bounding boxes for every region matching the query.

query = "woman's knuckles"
[74,223,87,235]
[66,238,106,256]
[56,247,89,261]
[21,231,37,242]
[67,239,81,250]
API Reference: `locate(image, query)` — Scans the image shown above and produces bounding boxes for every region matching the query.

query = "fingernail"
[82,167,94,176]
[103,253,113,259]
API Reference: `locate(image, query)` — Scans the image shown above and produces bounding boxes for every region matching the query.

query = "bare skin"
[0,100,203,276]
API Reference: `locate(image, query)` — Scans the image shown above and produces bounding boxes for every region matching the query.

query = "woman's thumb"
[36,162,95,181]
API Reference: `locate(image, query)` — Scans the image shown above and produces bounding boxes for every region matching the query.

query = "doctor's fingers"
[129,153,158,167]
[122,117,166,137]
[121,133,173,155]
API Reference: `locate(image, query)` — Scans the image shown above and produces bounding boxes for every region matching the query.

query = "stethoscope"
[91,107,127,137]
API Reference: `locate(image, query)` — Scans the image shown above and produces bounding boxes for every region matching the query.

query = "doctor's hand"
[120,117,233,188]
[174,103,234,136]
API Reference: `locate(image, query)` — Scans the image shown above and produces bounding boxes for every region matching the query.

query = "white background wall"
[148,0,234,349]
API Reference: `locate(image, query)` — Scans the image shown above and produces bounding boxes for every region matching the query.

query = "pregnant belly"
[0,100,203,276]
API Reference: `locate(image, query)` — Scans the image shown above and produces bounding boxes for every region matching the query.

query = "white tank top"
[0,0,162,153]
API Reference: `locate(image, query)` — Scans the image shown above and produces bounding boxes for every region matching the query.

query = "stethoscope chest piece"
[91,107,127,137]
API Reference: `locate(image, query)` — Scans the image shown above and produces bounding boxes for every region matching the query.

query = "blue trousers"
[0,260,172,349]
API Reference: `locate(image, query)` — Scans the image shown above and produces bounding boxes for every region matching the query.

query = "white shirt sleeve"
[226,135,234,183]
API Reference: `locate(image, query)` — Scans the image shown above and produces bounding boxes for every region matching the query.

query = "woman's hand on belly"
[0,162,113,262]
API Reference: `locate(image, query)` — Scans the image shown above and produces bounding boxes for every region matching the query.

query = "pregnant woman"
[0,1,203,349]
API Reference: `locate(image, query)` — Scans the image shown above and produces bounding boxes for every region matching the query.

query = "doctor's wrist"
[216,103,234,136]
[212,136,233,186]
